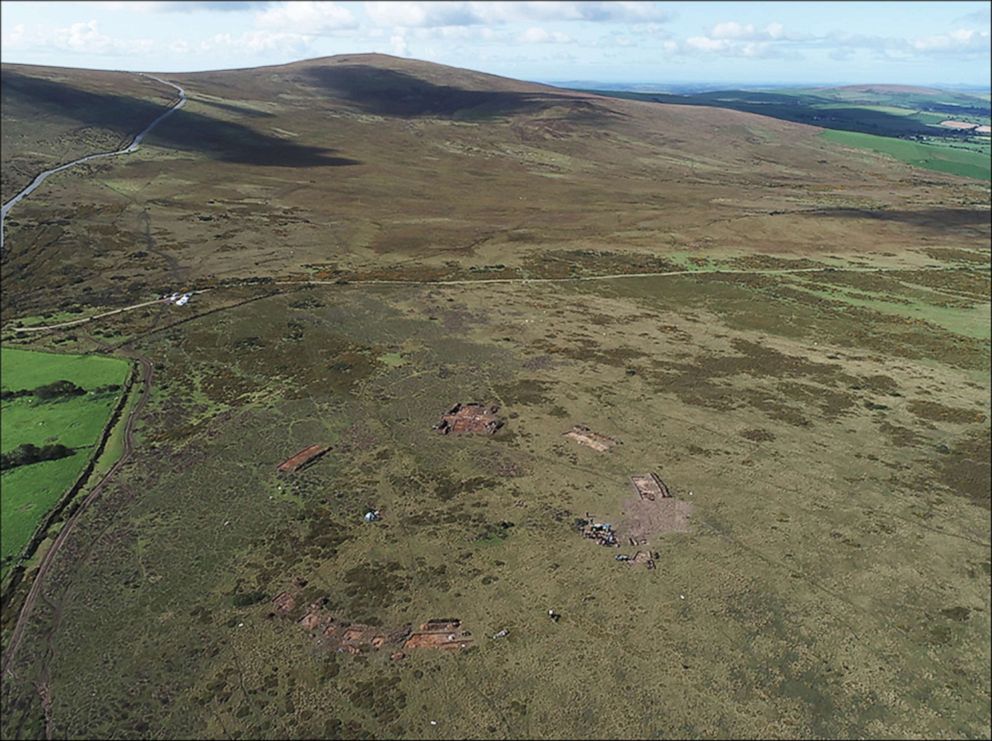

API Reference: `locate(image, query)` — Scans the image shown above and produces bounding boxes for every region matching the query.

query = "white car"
[175,293,191,306]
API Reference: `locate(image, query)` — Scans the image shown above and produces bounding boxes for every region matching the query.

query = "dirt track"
[1,354,153,679]
[8,263,987,335]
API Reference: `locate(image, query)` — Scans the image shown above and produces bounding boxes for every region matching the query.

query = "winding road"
[1,73,183,681]
[0,74,186,252]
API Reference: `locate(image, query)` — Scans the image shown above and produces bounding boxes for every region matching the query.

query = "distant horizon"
[1,51,989,97]
[547,79,992,92]
[1,2,989,87]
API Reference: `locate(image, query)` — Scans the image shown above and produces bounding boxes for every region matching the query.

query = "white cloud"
[3,23,27,46]
[684,36,728,53]
[679,34,782,59]
[518,27,572,44]
[364,1,669,28]
[255,2,358,32]
[200,29,313,55]
[667,20,810,59]
[99,1,267,12]
[911,27,990,54]
[709,22,755,40]
[390,32,410,56]
[673,18,990,62]
[2,20,155,56]
[365,1,483,27]
[709,21,799,42]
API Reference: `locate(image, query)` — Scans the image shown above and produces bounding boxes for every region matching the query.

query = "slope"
[1,54,989,741]
[0,64,178,203]
[2,54,987,320]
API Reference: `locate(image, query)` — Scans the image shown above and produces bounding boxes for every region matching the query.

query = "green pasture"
[0,347,129,569]
[821,129,992,179]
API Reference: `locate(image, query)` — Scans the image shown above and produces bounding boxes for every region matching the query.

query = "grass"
[586,84,990,181]
[821,129,992,179]
[1,347,127,390]
[0,57,989,740]
[0,347,128,572]
[781,277,992,340]
[4,256,988,739]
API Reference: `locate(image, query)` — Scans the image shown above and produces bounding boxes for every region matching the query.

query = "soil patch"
[276,443,331,473]
[434,403,504,435]
[564,425,618,452]
[617,496,694,543]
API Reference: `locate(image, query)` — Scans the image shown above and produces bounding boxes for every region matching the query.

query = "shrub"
[231,591,267,607]
[1,443,75,470]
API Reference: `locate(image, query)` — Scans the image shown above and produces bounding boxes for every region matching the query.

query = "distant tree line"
[1,443,75,471]
[1,380,118,401]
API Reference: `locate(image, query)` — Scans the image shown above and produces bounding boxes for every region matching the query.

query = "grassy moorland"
[0,64,177,202]
[0,348,128,572]
[0,56,988,740]
[584,83,991,180]
[2,54,989,323]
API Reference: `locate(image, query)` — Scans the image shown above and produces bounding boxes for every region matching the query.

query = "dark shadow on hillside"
[194,97,276,119]
[1,70,360,168]
[804,207,992,229]
[302,64,609,121]
[633,91,960,138]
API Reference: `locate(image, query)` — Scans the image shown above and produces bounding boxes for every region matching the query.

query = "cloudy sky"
[1,1,989,86]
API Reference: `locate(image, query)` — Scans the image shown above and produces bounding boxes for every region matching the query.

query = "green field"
[0,347,128,570]
[821,129,992,180]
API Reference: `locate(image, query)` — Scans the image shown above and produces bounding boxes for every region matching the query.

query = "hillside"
[1,55,989,741]
[2,54,988,318]
[0,64,177,203]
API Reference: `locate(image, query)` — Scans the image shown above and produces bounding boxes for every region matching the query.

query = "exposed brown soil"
[270,591,296,616]
[434,403,504,435]
[618,496,694,543]
[629,473,671,501]
[403,620,473,651]
[276,443,330,473]
[564,425,618,452]
[295,604,471,654]
[629,550,656,569]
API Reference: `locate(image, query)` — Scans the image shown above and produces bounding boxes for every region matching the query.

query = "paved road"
[0,74,186,252]
[1,355,154,679]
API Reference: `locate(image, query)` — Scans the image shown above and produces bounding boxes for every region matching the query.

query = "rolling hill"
[1,55,989,741]
[2,54,988,319]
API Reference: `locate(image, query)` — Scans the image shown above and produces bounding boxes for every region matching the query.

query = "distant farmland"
[0,348,128,573]
[822,129,992,180]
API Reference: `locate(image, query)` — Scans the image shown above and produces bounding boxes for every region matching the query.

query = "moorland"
[0,54,989,740]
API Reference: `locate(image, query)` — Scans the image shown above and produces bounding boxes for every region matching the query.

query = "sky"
[1,1,989,87]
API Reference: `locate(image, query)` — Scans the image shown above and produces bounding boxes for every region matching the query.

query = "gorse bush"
[0,443,74,471]
[1,379,88,401]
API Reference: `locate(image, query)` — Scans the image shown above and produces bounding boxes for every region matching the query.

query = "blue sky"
[1,1,989,86]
